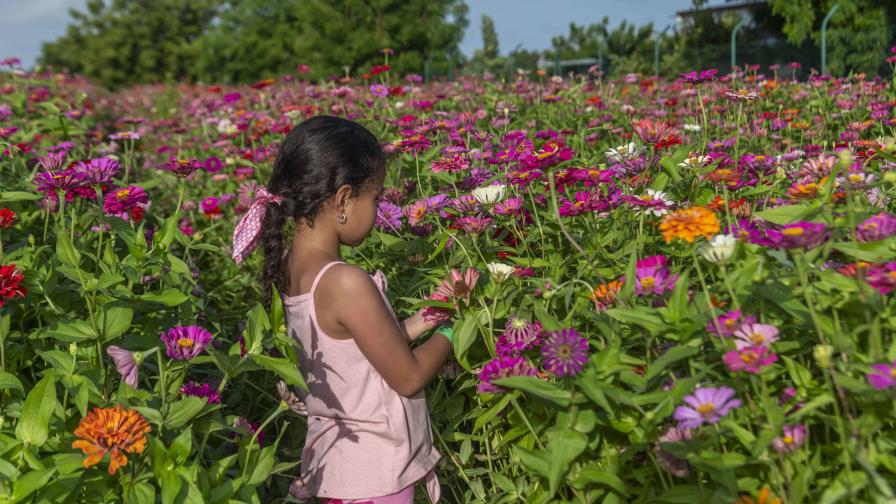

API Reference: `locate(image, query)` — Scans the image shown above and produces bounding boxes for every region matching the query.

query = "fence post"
[554,53,561,76]
[654,25,670,78]
[731,17,748,73]
[821,3,840,75]
[597,45,604,75]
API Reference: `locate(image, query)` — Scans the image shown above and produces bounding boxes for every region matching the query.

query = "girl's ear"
[334,184,354,211]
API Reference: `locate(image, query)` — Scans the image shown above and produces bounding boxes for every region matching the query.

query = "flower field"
[2,54,896,503]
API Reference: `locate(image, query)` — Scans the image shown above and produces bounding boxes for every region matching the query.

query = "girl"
[231,115,457,503]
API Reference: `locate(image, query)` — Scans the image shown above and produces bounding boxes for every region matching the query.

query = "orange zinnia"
[734,487,782,504]
[659,206,720,243]
[589,279,624,310]
[72,404,151,475]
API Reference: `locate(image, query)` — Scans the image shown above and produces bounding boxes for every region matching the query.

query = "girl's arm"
[317,265,452,397]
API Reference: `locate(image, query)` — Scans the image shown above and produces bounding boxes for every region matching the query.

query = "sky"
[0,0,695,68]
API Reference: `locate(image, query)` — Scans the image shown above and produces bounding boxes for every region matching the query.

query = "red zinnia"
[0,264,27,307]
[370,64,390,76]
[0,208,15,229]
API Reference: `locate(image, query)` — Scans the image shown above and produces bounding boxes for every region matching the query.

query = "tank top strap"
[309,260,346,298]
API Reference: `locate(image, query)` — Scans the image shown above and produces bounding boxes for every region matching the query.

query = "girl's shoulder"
[314,262,377,298]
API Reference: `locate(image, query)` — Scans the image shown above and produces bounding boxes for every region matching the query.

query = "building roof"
[676,0,766,17]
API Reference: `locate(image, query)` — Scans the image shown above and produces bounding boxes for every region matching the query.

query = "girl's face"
[340,174,384,247]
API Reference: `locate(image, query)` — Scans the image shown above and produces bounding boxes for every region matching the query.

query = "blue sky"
[1,0,694,68]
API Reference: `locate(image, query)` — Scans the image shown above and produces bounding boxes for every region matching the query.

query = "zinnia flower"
[375,201,403,231]
[659,207,720,243]
[277,380,307,415]
[723,346,778,373]
[103,186,149,221]
[471,184,507,205]
[633,255,679,296]
[75,158,120,185]
[734,488,782,504]
[589,280,623,310]
[109,131,141,141]
[0,208,16,229]
[707,309,757,337]
[160,325,213,360]
[180,381,222,403]
[866,262,896,295]
[698,233,736,264]
[455,216,494,235]
[434,268,480,303]
[766,221,829,249]
[477,356,539,394]
[164,157,202,178]
[496,317,541,357]
[106,346,139,388]
[540,328,589,377]
[866,361,896,389]
[653,426,693,477]
[0,264,27,308]
[71,404,151,475]
[856,212,896,242]
[772,424,806,453]
[725,89,758,101]
[486,262,515,283]
[733,323,780,350]
[674,386,741,428]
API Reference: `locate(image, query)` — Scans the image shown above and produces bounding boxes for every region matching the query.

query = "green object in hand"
[435,326,455,346]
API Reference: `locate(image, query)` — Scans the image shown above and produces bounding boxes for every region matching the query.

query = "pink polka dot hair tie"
[231,187,283,264]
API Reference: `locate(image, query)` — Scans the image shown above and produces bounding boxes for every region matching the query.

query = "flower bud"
[813,344,834,369]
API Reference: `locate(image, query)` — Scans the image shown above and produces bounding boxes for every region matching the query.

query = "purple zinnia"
[37,151,68,171]
[160,325,213,361]
[455,216,494,235]
[674,386,741,429]
[33,169,87,195]
[369,84,389,98]
[164,156,202,178]
[375,201,403,231]
[477,356,539,394]
[707,309,757,337]
[654,426,694,477]
[772,424,807,453]
[540,328,589,377]
[106,345,139,388]
[866,262,896,295]
[204,156,223,173]
[856,212,896,243]
[496,317,541,357]
[867,361,896,389]
[766,221,829,249]
[180,381,222,403]
[75,158,120,185]
[633,255,679,296]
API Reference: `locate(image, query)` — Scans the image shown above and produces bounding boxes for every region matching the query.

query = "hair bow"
[231,187,283,264]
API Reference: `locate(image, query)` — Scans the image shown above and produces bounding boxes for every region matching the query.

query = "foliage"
[2,49,896,503]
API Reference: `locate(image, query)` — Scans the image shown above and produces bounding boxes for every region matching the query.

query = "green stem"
[240,405,286,478]
[509,393,545,449]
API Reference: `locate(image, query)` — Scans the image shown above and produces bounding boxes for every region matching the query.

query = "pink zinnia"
[674,386,741,428]
[867,361,896,390]
[431,155,469,173]
[723,346,778,374]
[866,262,896,295]
[435,268,480,303]
[772,424,807,453]
[160,326,213,361]
[106,346,139,388]
[733,323,780,350]
[707,309,757,338]
[103,186,149,221]
[455,216,493,235]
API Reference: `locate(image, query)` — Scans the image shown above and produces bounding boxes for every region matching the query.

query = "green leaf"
[650,485,705,503]
[249,354,307,390]
[165,397,207,429]
[646,344,699,381]
[0,191,42,202]
[605,308,668,334]
[155,214,180,251]
[571,465,628,496]
[832,241,896,263]
[514,445,550,478]
[55,232,80,268]
[140,289,189,306]
[15,375,57,447]
[169,425,193,464]
[125,482,156,504]
[243,304,270,356]
[533,302,562,331]
[44,319,98,342]
[472,393,512,432]
[12,468,57,502]
[452,312,480,362]
[545,428,588,496]
[491,376,571,407]
[247,445,276,486]
[0,371,25,393]
[97,304,133,341]
[754,202,821,225]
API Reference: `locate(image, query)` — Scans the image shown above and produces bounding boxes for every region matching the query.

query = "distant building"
[675,0,767,32]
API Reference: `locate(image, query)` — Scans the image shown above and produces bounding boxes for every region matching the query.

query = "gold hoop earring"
[336,212,347,224]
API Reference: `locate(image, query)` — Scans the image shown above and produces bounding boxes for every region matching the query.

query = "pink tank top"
[285,261,442,501]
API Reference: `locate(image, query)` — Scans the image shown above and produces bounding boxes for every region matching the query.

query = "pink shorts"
[320,482,415,504]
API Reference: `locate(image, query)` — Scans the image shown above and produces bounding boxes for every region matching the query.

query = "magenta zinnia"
[866,361,896,390]
[180,381,222,403]
[477,356,539,394]
[160,326,213,361]
[103,186,149,221]
[723,346,778,374]
[540,328,589,377]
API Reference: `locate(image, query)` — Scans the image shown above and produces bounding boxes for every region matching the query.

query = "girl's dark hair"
[261,115,386,305]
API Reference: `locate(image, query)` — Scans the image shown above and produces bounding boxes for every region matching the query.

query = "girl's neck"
[288,223,342,268]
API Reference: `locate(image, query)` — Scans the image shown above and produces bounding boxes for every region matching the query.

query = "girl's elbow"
[390,374,422,398]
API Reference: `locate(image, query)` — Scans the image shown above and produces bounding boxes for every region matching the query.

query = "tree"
[768,0,895,75]
[468,14,504,74]
[40,0,222,89]
[545,18,655,76]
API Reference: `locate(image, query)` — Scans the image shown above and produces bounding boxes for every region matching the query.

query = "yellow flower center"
[740,350,758,364]
[725,318,737,328]
[557,344,572,358]
[641,276,655,288]
[890,368,896,377]
[116,189,130,199]
[696,403,716,416]
[783,435,794,444]
[177,338,194,349]
[782,227,805,236]
[750,332,765,344]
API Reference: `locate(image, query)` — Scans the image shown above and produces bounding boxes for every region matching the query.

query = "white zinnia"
[604,142,644,163]
[472,184,507,205]
[698,234,736,265]
[636,189,675,217]
[486,262,515,283]
[217,118,238,135]
[678,154,711,170]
